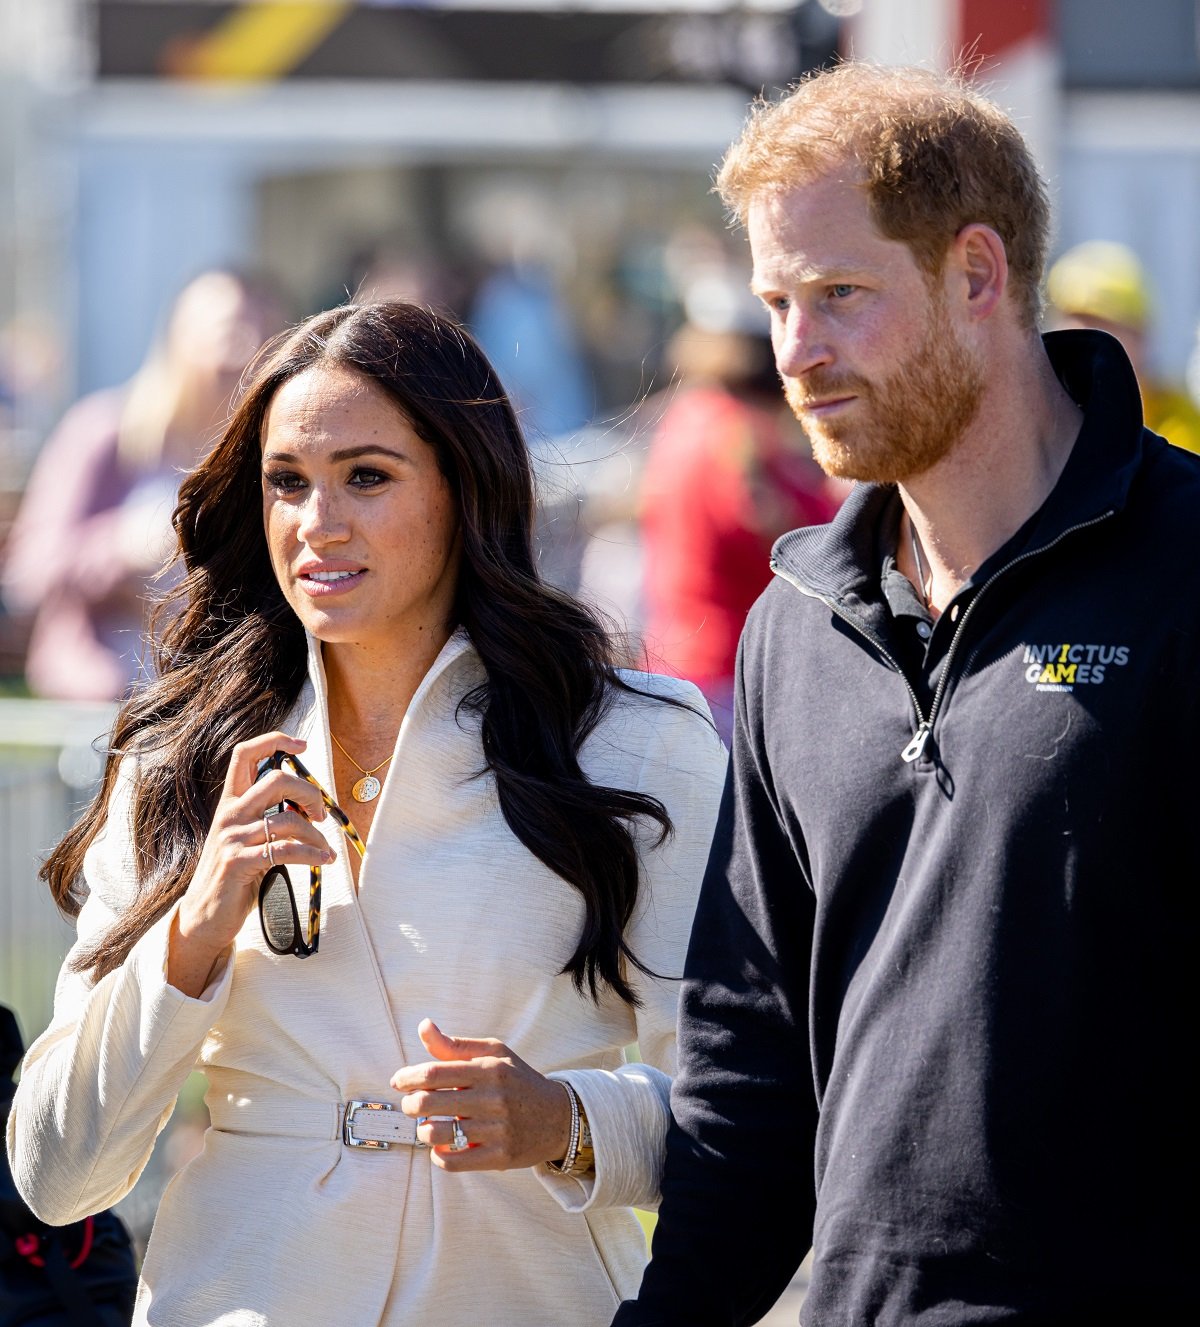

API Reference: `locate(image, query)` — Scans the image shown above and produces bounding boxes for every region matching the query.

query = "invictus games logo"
[1022,643,1130,692]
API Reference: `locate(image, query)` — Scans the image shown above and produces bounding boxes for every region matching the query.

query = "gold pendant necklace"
[329,731,394,803]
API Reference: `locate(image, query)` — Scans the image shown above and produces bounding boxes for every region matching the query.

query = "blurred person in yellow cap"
[1047,239,1200,454]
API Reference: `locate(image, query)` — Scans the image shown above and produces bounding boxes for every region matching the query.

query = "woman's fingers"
[393,1034,574,1171]
[214,806,333,871]
[257,807,333,856]
[417,1018,506,1063]
[415,1112,500,1160]
[398,1085,471,1119]
[415,1113,532,1154]
[255,834,336,871]
[223,732,306,798]
[421,1114,560,1173]
[392,1058,500,1096]
[173,733,328,969]
[416,1115,471,1150]
[240,768,327,825]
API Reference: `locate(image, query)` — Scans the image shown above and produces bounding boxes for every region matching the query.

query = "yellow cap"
[1046,241,1153,330]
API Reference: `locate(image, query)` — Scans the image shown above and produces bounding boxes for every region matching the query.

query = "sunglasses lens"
[252,751,350,959]
[259,867,299,953]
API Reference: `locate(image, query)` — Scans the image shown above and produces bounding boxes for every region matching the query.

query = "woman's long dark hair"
[44,302,676,1004]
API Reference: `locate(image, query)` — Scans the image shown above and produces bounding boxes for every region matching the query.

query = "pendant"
[352,774,382,803]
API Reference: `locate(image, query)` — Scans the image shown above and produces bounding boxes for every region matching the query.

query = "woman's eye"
[264,469,305,494]
[349,467,387,489]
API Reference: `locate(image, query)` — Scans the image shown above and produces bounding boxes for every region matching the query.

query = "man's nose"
[774,308,832,381]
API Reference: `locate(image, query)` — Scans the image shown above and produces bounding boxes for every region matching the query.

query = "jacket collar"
[771,329,1150,600]
[295,626,478,793]
[303,626,476,707]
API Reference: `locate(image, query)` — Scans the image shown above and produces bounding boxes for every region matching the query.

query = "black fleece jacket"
[616,331,1199,1325]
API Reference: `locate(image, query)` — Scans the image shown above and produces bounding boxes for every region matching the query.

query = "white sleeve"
[5,759,234,1226]
[537,683,727,1211]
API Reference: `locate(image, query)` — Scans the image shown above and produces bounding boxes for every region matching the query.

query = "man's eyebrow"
[262,444,412,464]
[752,263,867,293]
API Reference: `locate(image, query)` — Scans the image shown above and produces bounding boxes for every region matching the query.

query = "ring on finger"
[418,1114,463,1150]
[263,810,279,866]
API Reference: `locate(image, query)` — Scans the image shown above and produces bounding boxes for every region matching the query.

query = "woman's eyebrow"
[262,444,411,464]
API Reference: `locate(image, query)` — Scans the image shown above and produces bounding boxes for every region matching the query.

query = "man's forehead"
[746,174,893,278]
[746,166,870,227]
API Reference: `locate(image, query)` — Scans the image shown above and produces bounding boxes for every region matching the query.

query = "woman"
[7,303,726,1325]
[2,269,285,699]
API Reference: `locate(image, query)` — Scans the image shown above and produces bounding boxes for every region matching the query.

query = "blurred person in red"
[2,271,285,699]
[1047,239,1200,455]
[641,302,841,740]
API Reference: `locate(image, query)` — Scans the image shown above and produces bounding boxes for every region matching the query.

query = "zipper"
[770,567,931,753]
[771,507,1116,764]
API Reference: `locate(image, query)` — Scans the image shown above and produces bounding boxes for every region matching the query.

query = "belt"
[343,1100,427,1151]
[210,1096,428,1152]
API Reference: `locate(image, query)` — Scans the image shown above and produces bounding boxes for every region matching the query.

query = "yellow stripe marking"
[173,1,352,83]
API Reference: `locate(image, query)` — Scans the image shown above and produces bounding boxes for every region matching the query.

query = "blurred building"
[848,0,1200,386]
[5,2,1200,443]
[2,1,842,432]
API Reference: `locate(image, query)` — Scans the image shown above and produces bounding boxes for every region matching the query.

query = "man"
[614,64,1197,1325]
[1046,238,1200,455]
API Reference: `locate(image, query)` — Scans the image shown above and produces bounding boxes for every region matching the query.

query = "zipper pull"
[900,721,932,764]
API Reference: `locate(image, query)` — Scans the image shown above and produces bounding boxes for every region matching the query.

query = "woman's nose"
[295,488,349,545]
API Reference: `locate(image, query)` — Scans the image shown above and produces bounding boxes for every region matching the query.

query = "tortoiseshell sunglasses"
[254,749,366,958]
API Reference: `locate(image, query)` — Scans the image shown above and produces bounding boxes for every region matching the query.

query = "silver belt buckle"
[343,1099,396,1150]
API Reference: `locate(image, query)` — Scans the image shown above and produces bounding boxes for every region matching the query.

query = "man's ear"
[951,222,1008,322]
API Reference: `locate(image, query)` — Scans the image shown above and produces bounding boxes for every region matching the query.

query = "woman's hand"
[391,1018,573,1172]
[168,732,335,997]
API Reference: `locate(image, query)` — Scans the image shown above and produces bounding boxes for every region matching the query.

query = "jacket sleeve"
[5,761,234,1226]
[613,633,818,1325]
[538,682,727,1213]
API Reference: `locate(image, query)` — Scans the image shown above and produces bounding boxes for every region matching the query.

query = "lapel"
[294,629,479,1068]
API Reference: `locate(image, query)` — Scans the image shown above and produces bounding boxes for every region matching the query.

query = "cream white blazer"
[8,631,726,1326]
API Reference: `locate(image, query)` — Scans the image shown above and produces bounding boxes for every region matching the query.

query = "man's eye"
[830,284,857,299]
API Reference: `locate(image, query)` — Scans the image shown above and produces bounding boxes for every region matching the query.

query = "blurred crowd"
[2,271,285,700]
[2,231,1200,711]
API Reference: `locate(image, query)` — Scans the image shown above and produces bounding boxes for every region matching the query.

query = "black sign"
[93,2,840,92]
[1059,0,1200,89]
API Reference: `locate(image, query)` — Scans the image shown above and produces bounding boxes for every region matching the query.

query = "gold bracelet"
[550,1081,594,1177]
[571,1091,594,1177]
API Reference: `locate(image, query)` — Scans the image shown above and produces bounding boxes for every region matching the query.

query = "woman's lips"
[297,569,367,596]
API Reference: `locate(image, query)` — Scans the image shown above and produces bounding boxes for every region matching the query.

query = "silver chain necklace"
[908,515,933,612]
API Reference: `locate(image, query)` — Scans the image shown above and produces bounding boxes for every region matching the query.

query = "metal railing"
[0,697,201,1252]
[0,698,115,1045]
